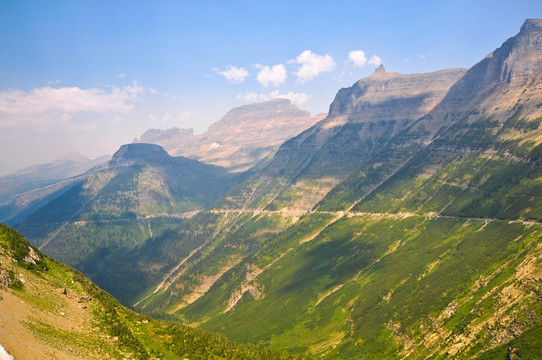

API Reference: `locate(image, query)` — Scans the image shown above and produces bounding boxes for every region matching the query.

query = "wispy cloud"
[214,65,249,83]
[0,84,143,116]
[255,64,287,87]
[237,90,312,105]
[289,50,335,83]
[0,83,147,132]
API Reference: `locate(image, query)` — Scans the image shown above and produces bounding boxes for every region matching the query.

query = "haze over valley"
[1,2,542,359]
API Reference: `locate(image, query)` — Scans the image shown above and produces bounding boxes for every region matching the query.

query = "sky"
[0,0,541,175]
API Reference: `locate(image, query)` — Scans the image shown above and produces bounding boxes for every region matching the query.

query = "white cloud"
[368,55,382,67]
[237,91,312,106]
[255,64,287,87]
[348,50,368,67]
[116,73,127,79]
[214,65,249,83]
[289,50,336,83]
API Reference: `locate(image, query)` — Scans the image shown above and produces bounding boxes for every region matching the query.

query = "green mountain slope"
[100,69,466,311]
[126,19,542,359]
[0,224,305,359]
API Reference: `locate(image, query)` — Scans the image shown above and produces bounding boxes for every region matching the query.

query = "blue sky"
[0,0,541,175]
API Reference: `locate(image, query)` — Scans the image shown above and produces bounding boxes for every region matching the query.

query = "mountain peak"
[520,18,542,33]
[206,98,311,136]
[110,143,171,167]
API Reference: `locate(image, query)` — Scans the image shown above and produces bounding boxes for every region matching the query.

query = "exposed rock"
[23,246,40,266]
[0,270,11,291]
[328,68,467,124]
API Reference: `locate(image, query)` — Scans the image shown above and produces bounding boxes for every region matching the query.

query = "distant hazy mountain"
[135,99,325,172]
[0,153,111,224]
[0,152,110,202]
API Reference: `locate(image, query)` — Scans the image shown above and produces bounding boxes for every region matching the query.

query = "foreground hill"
[0,224,304,359]
[136,99,325,172]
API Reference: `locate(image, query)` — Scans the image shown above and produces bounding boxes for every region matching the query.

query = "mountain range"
[135,98,326,172]
[2,18,542,359]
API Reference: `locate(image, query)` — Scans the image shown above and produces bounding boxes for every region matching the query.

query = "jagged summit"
[375,64,386,73]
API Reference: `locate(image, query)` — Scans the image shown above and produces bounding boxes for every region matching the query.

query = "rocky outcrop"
[275,67,465,173]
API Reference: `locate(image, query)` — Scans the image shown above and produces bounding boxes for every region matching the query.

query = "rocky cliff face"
[135,99,323,172]
[328,67,467,125]
[415,18,542,138]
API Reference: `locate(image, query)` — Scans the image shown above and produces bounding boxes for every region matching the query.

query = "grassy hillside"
[177,152,542,358]
[0,224,306,359]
